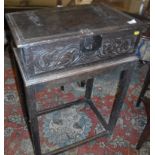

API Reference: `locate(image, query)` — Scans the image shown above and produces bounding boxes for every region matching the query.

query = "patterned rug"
[4,48,149,155]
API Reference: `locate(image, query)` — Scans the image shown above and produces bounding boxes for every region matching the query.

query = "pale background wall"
[4,0,149,14]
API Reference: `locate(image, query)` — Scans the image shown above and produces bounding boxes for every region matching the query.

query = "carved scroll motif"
[30,36,135,74]
[33,44,82,73]
[99,38,134,57]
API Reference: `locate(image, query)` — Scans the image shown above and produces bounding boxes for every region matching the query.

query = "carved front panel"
[22,33,137,76]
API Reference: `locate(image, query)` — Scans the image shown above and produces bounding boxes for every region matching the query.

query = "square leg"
[25,86,42,155]
[136,66,150,107]
[12,51,42,155]
[85,68,134,133]
[107,68,134,132]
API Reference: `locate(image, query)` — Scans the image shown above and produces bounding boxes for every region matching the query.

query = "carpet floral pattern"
[4,50,149,155]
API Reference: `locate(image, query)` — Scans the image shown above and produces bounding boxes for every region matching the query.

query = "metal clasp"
[80,28,94,36]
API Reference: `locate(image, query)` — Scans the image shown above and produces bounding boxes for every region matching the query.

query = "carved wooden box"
[6,3,144,77]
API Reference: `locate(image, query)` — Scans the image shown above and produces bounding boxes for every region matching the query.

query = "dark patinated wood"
[5,3,145,155]
[87,100,109,130]
[6,3,144,78]
[5,3,144,48]
[85,78,94,99]
[136,65,150,107]
[13,48,138,86]
[136,97,150,149]
[37,99,84,116]
[25,86,42,155]
[43,130,110,155]
[107,67,134,132]
[18,32,137,76]
[12,49,139,155]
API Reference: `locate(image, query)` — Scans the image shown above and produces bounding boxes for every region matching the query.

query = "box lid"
[6,3,143,48]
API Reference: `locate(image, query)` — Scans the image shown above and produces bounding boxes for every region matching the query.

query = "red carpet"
[4,50,149,155]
